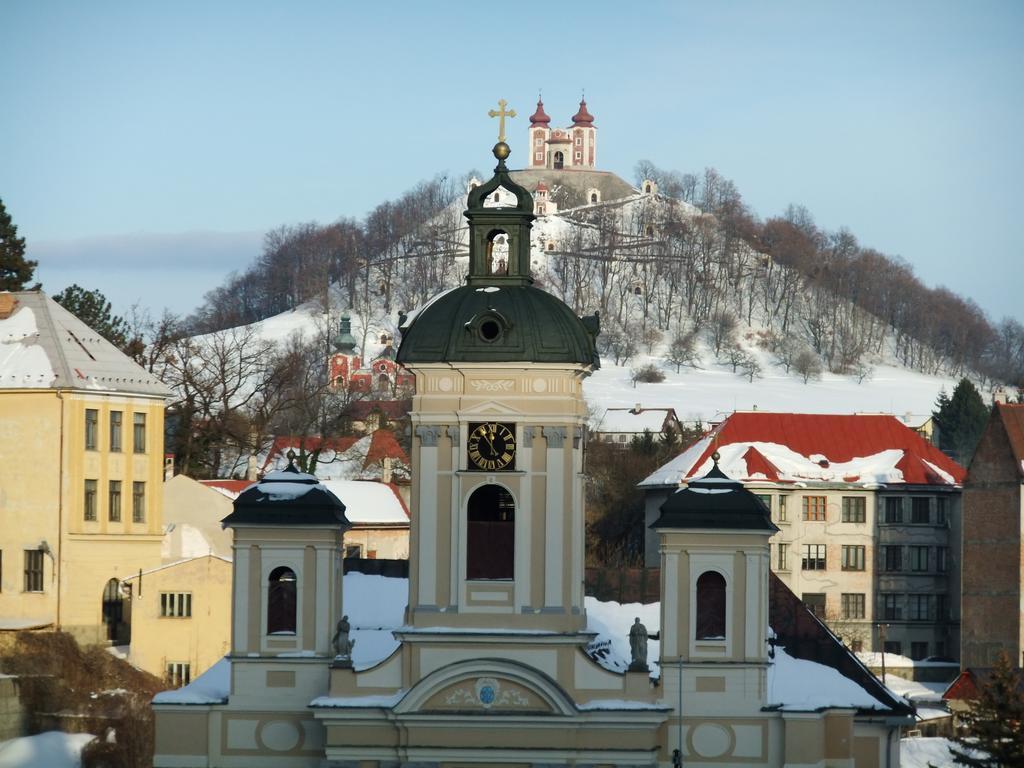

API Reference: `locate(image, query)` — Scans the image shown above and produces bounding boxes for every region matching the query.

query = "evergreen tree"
[933,378,989,465]
[0,197,37,290]
[52,285,135,354]
[943,651,1024,767]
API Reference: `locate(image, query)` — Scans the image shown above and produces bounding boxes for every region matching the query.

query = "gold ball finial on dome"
[493,141,511,161]
[711,450,721,465]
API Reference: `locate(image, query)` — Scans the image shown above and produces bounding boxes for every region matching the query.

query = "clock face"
[467,422,516,471]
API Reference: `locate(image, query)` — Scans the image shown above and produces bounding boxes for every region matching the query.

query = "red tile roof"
[199,479,253,497]
[742,446,782,481]
[687,412,964,485]
[996,403,1024,477]
[363,429,410,469]
[343,399,411,421]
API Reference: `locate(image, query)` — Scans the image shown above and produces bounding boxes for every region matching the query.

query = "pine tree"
[933,379,989,465]
[52,284,134,353]
[0,197,37,291]
[944,651,1024,767]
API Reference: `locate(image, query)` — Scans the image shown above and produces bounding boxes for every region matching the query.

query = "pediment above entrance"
[422,676,551,713]
[395,658,576,717]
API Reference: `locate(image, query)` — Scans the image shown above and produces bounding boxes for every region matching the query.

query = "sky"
[2,1,1022,323]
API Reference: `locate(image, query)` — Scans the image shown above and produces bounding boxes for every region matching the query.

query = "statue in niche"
[487,234,509,275]
[332,615,355,660]
[628,617,649,671]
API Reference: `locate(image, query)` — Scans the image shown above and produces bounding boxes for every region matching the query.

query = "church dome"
[571,99,595,126]
[529,98,551,127]
[396,284,599,367]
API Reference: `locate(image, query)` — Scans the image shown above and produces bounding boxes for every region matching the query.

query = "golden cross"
[488,99,516,143]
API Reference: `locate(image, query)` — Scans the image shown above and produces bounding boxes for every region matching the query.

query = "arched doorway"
[553,151,564,170]
[466,485,515,580]
[102,578,130,644]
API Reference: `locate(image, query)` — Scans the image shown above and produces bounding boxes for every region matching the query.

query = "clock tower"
[397,125,601,632]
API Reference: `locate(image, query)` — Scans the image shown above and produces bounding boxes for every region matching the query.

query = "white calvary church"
[152,112,912,767]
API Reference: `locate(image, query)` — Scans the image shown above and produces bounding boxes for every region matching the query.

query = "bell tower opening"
[553,151,564,170]
[466,484,515,580]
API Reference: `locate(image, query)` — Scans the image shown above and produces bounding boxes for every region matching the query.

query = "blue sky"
[2,1,1021,322]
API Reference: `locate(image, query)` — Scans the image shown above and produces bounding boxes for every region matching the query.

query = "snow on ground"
[0,731,95,768]
[900,736,982,768]
[585,356,956,426]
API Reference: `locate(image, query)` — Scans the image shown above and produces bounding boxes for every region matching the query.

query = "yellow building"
[0,291,170,644]
[123,554,232,686]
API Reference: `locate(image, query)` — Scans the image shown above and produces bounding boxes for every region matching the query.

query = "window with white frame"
[160,592,192,617]
[166,662,191,687]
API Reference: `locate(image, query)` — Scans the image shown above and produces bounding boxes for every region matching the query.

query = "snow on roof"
[641,413,964,488]
[318,480,409,525]
[124,554,231,580]
[152,657,230,705]
[900,736,982,768]
[597,407,675,433]
[152,573,891,714]
[856,651,958,669]
[0,292,170,396]
[259,431,410,483]
[767,644,888,711]
[0,731,97,768]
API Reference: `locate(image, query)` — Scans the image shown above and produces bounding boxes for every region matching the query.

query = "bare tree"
[793,349,824,384]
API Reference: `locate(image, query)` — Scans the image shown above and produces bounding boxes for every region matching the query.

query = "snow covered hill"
[227,298,958,424]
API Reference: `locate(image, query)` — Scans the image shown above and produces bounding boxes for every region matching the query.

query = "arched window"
[695,571,726,640]
[553,151,564,170]
[466,485,515,580]
[590,192,598,204]
[267,566,297,634]
[644,183,652,193]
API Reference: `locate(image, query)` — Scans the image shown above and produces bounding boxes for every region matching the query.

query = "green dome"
[397,284,600,368]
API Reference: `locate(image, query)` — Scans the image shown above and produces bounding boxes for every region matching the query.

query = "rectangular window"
[850,639,863,653]
[108,480,122,522]
[535,137,543,146]
[909,546,929,572]
[936,496,948,526]
[802,496,827,521]
[23,550,43,592]
[84,480,97,521]
[756,494,772,514]
[132,482,145,523]
[882,545,902,572]
[801,544,826,570]
[535,152,543,162]
[109,411,122,452]
[85,409,98,450]
[166,662,191,688]
[884,640,903,655]
[881,593,902,621]
[937,594,948,621]
[909,594,932,621]
[575,151,582,160]
[575,136,582,145]
[911,641,929,661]
[937,547,948,572]
[841,593,865,619]
[802,592,826,618]
[133,413,146,453]
[777,542,788,571]
[911,497,930,524]
[884,497,903,523]
[160,592,192,618]
[778,494,787,521]
[841,545,865,571]
[841,496,866,523]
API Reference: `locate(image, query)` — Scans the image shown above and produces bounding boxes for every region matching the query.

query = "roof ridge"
[33,291,76,386]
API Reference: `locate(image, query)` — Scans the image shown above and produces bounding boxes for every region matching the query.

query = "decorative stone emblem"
[471,379,514,392]
[531,377,547,392]
[438,376,453,392]
[441,677,530,710]
[476,678,498,707]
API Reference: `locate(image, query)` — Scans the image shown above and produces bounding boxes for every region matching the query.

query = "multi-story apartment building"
[0,291,170,644]
[641,412,965,660]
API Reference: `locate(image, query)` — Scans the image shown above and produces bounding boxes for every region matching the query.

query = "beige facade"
[150,147,907,767]
[123,555,232,683]
[162,474,235,561]
[0,291,171,653]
